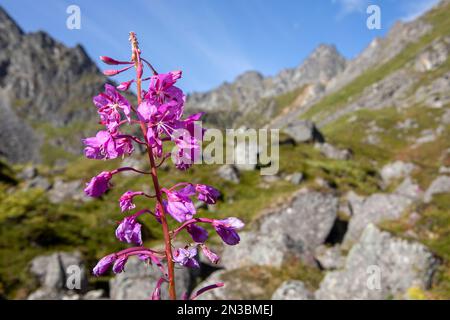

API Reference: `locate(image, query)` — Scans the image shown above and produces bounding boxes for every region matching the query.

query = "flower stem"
[129,32,177,300]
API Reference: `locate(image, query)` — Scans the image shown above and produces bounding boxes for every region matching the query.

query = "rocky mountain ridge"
[186,44,346,127]
[0,7,106,164]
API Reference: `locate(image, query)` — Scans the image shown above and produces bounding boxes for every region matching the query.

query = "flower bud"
[100,56,132,65]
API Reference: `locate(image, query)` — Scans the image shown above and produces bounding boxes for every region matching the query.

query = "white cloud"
[400,0,440,22]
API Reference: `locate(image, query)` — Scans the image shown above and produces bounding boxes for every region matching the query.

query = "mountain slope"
[0,7,106,164]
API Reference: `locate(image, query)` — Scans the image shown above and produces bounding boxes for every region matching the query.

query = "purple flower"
[83,130,133,160]
[119,191,142,212]
[145,71,184,107]
[93,84,132,130]
[117,80,134,91]
[137,99,158,123]
[114,136,134,157]
[187,224,208,243]
[93,254,116,276]
[173,247,199,268]
[195,184,220,204]
[115,215,143,245]
[171,113,204,170]
[163,185,196,222]
[201,245,220,265]
[112,256,128,274]
[212,218,245,246]
[84,171,113,198]
[83,130,115,160]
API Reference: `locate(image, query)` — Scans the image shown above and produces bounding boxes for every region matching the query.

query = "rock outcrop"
[316,224,439,300]
[424,175,450,202]
[271,280,313,300]
[282,120,325,144]
[343,193,413,246]
[27,251,88,300]
[221,190,338,269]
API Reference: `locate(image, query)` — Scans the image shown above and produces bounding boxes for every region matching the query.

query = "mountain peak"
[0,6,23,47]
[311,43,339,56]
[235,71,264,85]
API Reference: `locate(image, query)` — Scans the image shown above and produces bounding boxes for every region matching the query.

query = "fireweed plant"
[85,33,244,300]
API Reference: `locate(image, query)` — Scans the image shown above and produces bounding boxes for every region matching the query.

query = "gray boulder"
[288,172,304,185]
[217,165,240,184]
[82,289,106,300]
[109,257,193,300]
[424,175,450,203]
[439,166,450,174]
[193,268,277,300]
[28,287,66,300]
[48,179,89,203]
[315,143,352,160]
[283,120,325,144]
[380,161,415,185]
[221,190,338,269]
[17,166,38,180]
[395,177,423,200]
[28,251,87,299]
[271,280,313,300]
[316,224,439,300]
[343,193,413,246]
[24,176,51,191]
[314,245,345,270]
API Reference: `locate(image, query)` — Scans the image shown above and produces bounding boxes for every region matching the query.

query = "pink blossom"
[119,191,143,212]
[100,56,133,65]
[115,215,143,245]
[93,254,116,276]
[145,71,184,107]
[163,185,196,222]
[195,184,220,204]
[112,256,128,274]
[83,130,133,160]
[117,80,134,91]
[212,218,245,246]
[186,224,208,243]
[201,245,220,264]
[93,84,132,130]
[173,247,199,268]
[84,171,113,198]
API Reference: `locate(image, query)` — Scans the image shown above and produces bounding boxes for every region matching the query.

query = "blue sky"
[1,0,440,93]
